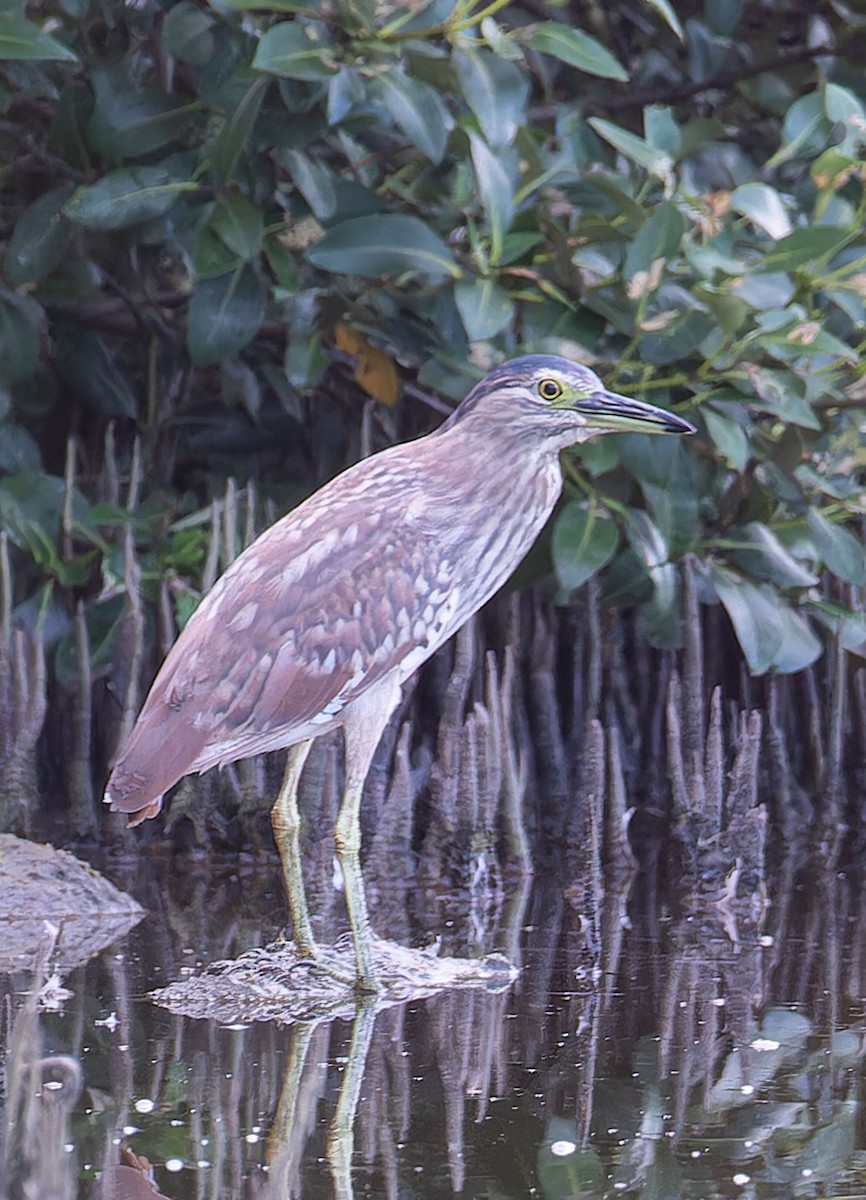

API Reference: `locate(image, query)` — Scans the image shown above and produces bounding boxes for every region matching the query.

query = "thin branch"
[601,45,827,111]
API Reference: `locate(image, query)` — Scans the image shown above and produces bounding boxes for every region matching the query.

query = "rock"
[0,834,143,973]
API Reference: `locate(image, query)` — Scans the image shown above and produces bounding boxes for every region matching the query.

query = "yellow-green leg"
[271,740,316,956]
[337,680,400,990]
[335,734,378,989]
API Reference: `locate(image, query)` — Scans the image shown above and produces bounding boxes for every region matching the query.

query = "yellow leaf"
[334,322,362,356]
[334,323,399,406]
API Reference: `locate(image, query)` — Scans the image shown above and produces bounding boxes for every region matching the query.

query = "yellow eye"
[538,378,563,401]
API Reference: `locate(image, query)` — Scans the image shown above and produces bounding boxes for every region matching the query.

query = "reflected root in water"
[0,933,84,1200]
[8,851,866,1200]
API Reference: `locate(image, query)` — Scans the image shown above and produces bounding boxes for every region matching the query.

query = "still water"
[4,848,866,1200]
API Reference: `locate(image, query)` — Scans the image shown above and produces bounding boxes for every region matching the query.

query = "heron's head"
[447,354,696,445]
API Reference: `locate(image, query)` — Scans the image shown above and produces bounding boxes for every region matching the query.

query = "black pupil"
[542,381,559,398]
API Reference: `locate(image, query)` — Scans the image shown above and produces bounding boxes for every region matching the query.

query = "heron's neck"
[429,406,566,514]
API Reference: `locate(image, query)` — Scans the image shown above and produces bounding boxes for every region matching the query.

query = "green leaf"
[824,82,866,152]
[730,272,796,310]
[639,568,682,647]
[644,0,684,38]
[468,132,515,264]
[678,114,726,159]
[212,191,264,261]
[698,289,749,336]
[768,91,829,167]
[729,183,791,239]
[265,237,299,293]
[529,22,628,82]
[705,0,744,36]
[625,507,669,575]
[86,68,191,159]
[209,78,268,182]
[162,1,216,65]
[454,277,514,341]
[623,201,685,292]
[0,423,40,471]
[711,569,783,673]
[187,268,267,366]
[497,231,543,265]
[810,600,866,654]
[193,223,241,279]
[727,521,819,589]
[807,508,866,585]
[552,502,619,591]
[745,364,821,429]
[3,186,74,285]
[625,508,681,647]
[0,471,69,552]
[252,21,337,81]
[0,293,42,383]
[758,226,851,272]
[811,146,860,190]
[327,67,365,124]
[0,13,77,61]
[644,105,682,157]
[574,435,620,478]
[771,604,823,673]
[54,595,119,685]
[454,48,529,149]
[53,325,138,418]
[63,168,195,230]
[620,435,699,557]
[281,148,337,220]
[284,328,327,390]
[782,90,826,145]
[587,117,672,177]
[703,407,750,471]
[306,214,459,279]
[639,311,715,365]
[374,71,452,164]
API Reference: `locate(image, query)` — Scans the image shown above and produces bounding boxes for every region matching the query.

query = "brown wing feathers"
[105,451,445,820]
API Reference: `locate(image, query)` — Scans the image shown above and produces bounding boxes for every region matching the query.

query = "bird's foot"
[290,935,382,992]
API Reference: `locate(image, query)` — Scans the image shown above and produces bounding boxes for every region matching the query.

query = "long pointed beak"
[573,390,696,436]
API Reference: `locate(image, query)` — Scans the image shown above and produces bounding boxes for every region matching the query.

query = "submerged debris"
[151,936,517,1024]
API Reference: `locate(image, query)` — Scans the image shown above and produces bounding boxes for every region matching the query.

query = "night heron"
[105,355,695,988]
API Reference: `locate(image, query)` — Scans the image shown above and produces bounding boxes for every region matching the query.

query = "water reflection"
[3,858,866,1198]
